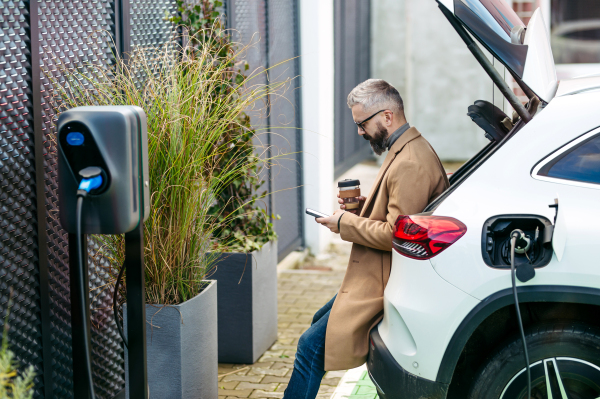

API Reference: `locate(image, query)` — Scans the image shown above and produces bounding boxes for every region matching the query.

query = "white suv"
[367,1,600,398]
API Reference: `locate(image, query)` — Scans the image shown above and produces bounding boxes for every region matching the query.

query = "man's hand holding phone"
[306,208,345,234]
[317,210,345,234]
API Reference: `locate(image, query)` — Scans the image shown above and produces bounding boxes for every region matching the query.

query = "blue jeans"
[283,295,337,399]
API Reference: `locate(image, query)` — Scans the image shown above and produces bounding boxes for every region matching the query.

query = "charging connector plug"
[78,176,103,194]
[77,166,104,197]
[512,229,531,254]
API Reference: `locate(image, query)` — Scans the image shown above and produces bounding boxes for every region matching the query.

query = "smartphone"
[306,208,329,219]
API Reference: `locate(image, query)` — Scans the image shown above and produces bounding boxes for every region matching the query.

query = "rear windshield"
[455,0,528,77]
[459,0,525,42]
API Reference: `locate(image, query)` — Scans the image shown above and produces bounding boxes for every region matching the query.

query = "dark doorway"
[334,0,373,179]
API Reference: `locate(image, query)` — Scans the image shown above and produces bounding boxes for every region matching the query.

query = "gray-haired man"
[283,79,449,399]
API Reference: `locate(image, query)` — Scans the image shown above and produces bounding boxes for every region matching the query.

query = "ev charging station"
[57,106,150,399]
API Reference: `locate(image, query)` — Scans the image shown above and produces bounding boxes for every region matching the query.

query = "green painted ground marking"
[347,371,379,399]
[330,364,380,399]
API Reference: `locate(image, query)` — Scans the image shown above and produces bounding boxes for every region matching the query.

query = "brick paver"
[218,239,352,399]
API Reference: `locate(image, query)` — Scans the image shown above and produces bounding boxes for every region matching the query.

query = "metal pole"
[125,222,148,399]
[116,0,132,61]
[28,0,55,396]
[69,233,92,399]
[439,5,532,123]
[264,0,273,221]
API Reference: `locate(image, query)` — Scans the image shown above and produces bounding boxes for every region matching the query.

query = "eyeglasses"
[355,110,387,132]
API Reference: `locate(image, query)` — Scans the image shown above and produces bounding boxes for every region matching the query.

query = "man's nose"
[357,127,364,136]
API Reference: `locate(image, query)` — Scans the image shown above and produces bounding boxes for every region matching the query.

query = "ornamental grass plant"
[46,31,290,305]
[171,0,281,253]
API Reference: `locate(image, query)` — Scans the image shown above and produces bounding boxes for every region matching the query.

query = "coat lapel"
[359,127,421,217]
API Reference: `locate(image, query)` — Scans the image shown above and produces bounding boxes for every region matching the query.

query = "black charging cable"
[510,231,531,399]
[76,195,96,399]
[75,166,105,399]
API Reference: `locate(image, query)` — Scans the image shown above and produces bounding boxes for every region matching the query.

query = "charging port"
[481,215,553,269]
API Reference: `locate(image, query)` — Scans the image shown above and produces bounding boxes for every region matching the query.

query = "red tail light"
[393,215,467,260]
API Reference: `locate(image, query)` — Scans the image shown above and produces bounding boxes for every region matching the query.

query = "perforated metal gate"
[334,0,372,178]
[0,2,44,399]
[0,0,176,397]
[228,0,303,261]
[35,0,127,396]
[0,0,302,397]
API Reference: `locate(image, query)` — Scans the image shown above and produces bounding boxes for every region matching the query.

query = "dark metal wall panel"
[0,1,44,398]
[1,0,302,396]
[231,0,268,72]
[267,0,302,260]
[37,0,124,396]
[128,0,176,88]
[129,0,175,48]
[33,0,178,395]
[231,0,272,219]
[334,0,372,179]
[229,0,303,260]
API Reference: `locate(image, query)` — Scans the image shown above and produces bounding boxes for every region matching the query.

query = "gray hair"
[347,79,404,115]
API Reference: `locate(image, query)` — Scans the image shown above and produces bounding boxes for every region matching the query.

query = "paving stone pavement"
[218,238,352,399]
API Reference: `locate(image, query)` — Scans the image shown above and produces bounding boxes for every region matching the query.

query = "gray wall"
[371,0,509,161]
[334,0,373,178]
[228,0,304,261]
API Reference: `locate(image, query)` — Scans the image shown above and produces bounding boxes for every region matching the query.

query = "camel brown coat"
[324,127,449,371]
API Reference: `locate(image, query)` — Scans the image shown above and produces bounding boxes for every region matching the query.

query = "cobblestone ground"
[218,238,352,399]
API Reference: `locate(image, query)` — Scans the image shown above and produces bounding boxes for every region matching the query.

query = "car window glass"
[460,0,524,42]
[539,134,600,185]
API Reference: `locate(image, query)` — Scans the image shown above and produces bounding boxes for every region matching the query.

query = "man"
[283,79,449,399]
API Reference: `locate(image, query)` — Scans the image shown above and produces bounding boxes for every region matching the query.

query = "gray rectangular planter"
[211,240,278,364]
[125,280,218,399]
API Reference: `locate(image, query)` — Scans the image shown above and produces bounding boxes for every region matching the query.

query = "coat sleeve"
[339,159,432,251]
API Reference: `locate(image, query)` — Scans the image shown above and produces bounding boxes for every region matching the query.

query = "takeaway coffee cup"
[338,179,361,211]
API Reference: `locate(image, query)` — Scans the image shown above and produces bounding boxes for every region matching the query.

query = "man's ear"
[384,110,394,127]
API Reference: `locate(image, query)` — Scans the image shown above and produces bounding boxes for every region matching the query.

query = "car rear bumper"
[367,328,449,399]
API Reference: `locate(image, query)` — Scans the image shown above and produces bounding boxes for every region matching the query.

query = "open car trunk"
[437,0,558,103]
[424,0,559,211]
[424,109,530,212]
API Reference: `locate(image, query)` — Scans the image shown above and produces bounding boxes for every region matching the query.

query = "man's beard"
[362,122,388,155]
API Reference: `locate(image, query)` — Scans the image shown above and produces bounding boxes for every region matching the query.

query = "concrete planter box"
[211,240,278,364]
[125,280,218,399]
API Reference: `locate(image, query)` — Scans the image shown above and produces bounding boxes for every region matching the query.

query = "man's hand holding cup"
[338,179,366,215]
